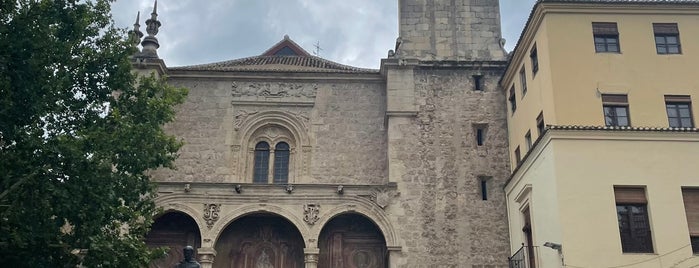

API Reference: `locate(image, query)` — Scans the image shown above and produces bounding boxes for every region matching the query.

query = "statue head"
[183,246,195,262]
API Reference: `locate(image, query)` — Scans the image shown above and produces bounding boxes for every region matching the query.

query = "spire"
[129,11,143,50]
[141,0,161,58]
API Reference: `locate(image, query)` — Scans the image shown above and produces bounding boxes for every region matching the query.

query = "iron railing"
[508,244,538,268]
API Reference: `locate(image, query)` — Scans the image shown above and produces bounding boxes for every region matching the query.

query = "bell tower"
[396,0,507,61]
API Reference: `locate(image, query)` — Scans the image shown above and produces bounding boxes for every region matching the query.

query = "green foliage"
[0,0,187,266]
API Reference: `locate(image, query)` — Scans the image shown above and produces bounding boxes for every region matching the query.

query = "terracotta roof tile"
[169,55,377,74]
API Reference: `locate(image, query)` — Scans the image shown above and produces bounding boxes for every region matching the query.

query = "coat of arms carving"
[203,203,221,229]
[371,188,397,209]
[303,203,320,225]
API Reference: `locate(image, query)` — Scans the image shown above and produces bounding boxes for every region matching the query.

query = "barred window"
[615,187,654,253]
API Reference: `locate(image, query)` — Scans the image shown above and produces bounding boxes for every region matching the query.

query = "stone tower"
[382,0,511,266]
[397,0,507,60]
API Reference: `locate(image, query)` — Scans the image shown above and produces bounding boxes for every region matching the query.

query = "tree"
[0,0,187,266]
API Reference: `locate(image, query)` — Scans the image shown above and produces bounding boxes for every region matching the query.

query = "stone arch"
[146,209,202,267]
[234,110,311,183]
[311,203,398,248]
[156,202,207,239]
[211,205,308,268]
[211,204,310,246]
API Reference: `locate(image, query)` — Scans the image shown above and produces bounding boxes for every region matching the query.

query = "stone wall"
[398,0,507,61]
[151,77,388,185]
[385,67,511,267]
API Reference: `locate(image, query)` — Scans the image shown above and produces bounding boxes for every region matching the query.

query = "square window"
[593,22,620,53]
[653,23,681,55]
[602,94,630,127]
[665,95,694,128]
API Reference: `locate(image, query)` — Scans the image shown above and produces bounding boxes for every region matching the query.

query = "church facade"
[132,0,512,267]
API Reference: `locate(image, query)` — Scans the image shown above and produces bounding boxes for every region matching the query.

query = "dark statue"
[176,246,201,268]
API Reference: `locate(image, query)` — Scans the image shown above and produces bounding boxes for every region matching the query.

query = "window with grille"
[253,142,270,184]
[273,142,290,184]
[614,187,654,253]
[602,94,630,127]
[682,188,699,254]
[653,23,681,54]
[593,22,620,53]
[665,95,694,128]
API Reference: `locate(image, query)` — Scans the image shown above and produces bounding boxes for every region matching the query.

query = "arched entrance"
[146,212,202,268]
[214,213,305,268]
[318,213,387,268]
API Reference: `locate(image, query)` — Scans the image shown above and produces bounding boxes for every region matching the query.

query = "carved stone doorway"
[214,213,305,268]
[146,212,202,268]
[318,214,387,268]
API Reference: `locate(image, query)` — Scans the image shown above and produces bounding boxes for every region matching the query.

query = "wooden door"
[319,214,387,268]
[214,215,304,268]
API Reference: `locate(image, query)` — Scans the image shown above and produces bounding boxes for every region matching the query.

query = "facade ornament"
[303,203,320,225]
[203,204,221,229]
[140,0,161,58]
[231,82,318,98]
[183,183,191,193]
[128,12,143,50]
[285,184,294,194]
[370,188,398,209]
[233,110,258,131]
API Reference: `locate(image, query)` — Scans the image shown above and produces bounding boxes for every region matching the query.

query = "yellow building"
[501,0,699,267]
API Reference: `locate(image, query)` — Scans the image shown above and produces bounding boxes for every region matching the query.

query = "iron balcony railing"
[508,244,539,268]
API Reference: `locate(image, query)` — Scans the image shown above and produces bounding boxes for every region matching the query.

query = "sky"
[111,0,538,69]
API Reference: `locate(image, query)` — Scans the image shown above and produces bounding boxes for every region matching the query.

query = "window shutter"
[683,189,699,235]
[653,23,679,35]
[615,187,647,204]
[665,95,691,103]
[602,94,628,104]
[593,22,618,35]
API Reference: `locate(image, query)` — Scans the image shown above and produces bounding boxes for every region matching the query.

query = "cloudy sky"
[111,0,537,69]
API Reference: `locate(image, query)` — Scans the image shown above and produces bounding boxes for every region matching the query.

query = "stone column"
[197,247,217,268]
[303,247,319,268]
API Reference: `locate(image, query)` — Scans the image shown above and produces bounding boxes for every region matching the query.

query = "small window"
[665,95,694,128]
[602,94,630,127]
[473,75,484,91]
[273,142,290,184]
[614,187,654,253]
[525,130,532,151]
[476,128,485,146]
[536,112,545,136]
[514,146,521,164]
[253,142,270,184]
[509,86,517,114]
[530,45,539,75]
[519,67,527,97]
[593,22,620,53]
[653,23,681,54]
[681,188,699,254]
[478,176,491,201]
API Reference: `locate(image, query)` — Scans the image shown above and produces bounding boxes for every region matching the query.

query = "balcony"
[508,244,539,268]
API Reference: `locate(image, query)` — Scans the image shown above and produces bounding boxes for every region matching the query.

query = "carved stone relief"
[303,203,320,225]
[233,110,310,131]
[203,204,221,229]
[231,82,318,98]
[370,188,398,209]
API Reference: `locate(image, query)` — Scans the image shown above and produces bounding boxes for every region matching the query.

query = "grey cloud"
[112,1,537,68]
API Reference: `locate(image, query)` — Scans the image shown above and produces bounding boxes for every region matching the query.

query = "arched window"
[253,142,270,184]
[273,142,290,184]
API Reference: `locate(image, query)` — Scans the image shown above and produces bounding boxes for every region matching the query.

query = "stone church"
[132,0,512,267]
